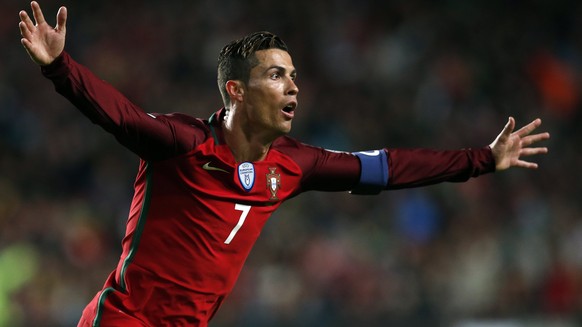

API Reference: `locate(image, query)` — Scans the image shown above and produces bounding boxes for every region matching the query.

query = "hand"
[489,117,550,171]
[19,1,67,66]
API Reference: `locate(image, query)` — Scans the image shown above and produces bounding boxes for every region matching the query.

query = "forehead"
[252,49,294,71]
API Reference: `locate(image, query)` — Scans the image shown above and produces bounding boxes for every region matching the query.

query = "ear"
[226,80,244,103]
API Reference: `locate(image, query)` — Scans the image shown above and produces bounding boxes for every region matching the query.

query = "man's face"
[242,49,299,139]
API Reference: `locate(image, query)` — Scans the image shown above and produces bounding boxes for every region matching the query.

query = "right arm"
[40,51,201,160]
[19,2,199,160]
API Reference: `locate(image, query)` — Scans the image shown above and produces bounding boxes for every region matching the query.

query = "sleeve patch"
[351,150,389,195]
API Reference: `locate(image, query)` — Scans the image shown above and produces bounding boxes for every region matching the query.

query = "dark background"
[0,0,579,326]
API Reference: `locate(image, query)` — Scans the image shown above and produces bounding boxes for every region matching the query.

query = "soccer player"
[19,2,549,326]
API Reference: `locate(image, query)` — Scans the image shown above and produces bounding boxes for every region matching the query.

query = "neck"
[222,109,273,163]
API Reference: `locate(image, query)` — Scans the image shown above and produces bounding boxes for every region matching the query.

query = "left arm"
[385,147,495,190]
[361,117,549,191]
[284,117,550,194]
[283,140,494,194]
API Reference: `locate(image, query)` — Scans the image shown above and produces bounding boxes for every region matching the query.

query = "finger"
[21,37,33,51]
[514,118,542,137]
[19,10,35,32]
[499,116,515,141]
[55,6,67,33]
[19,21,32,39]
[31,1,46,26]
[515,160,539,169]
[521,132,550,146]
[520,147,548,157]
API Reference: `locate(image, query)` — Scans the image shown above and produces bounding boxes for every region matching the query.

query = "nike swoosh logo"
[202,161,229,173]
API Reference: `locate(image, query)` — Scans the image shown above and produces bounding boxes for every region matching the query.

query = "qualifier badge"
[237,162,255,192]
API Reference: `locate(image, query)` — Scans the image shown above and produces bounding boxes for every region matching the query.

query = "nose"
[287,79,299,96]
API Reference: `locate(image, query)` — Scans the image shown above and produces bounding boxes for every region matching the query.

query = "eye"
[270,72,280,80]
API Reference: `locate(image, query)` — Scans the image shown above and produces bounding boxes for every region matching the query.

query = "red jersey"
[42,52,495,327]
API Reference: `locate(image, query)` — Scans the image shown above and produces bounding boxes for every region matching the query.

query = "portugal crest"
[266,167,281,200]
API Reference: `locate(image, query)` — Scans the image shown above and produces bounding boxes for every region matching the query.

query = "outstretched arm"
[18,2,201,161]
[19,1,67,66]
[332,118,550,192]
[489,117,550,171]
[293,118,550,194]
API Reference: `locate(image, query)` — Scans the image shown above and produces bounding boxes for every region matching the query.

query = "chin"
[280,123,292,135]
[261,119,293,139]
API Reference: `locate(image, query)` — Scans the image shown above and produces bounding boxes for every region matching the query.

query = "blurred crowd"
[1,0,581,326]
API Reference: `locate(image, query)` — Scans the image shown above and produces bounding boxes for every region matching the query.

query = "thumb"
[55,6,67,33]
[500,116,515,141]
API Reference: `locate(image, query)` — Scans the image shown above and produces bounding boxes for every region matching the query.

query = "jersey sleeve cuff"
[41,51,70,79]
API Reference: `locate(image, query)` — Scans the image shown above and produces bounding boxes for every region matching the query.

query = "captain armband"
[350,150,389,195]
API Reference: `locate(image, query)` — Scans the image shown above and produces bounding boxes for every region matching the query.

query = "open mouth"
[281,102,297,118]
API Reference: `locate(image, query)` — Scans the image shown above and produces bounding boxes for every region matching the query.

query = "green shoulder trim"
[208,112,219,145]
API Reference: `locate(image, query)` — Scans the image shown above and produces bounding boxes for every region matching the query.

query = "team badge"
[237,162,255,192]
[266,167,281,200]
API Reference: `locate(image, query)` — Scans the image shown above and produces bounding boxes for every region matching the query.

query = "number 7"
[224,204,251,244]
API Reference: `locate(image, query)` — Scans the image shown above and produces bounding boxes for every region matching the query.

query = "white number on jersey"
[224,204,252,244]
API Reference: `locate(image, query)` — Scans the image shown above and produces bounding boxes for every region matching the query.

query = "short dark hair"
[217,31,288,106]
